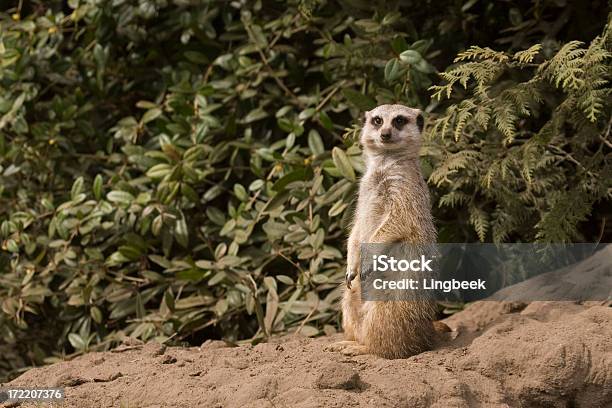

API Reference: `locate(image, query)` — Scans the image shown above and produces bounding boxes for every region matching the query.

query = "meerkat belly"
[354,194,386,242]
[355,175,412,242]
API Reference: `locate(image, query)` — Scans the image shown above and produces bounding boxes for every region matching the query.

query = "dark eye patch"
[392,115,408,129]
[371,116,383,127]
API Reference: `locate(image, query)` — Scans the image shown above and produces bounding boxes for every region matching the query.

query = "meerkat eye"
[371,116,383,126]
[392,116,407,128]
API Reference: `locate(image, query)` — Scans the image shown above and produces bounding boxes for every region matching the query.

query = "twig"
[293,297,319,337]
[315,83,343,112]
[244,24,304,108]
[275,250,307,278]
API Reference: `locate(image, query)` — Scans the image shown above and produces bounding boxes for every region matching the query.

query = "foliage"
[0,0,609,380]
[427,24,612,242]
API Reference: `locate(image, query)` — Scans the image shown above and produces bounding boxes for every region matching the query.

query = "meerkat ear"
[416,112,424,134]
[362,110,370,123]
[358,112,369,146]
[360,111,370,128]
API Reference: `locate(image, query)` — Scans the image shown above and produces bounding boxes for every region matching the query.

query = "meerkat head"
[360,104,424,155]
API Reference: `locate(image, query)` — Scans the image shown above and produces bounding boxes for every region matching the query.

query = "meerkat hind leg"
[325,340,369,356]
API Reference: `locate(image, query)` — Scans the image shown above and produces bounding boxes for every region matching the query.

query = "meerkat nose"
[381,131,392,142]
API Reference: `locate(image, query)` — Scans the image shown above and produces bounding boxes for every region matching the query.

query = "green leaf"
[136,100,158,109]
[147,164,173,179]
[90,307,103,324]
[233,184,248,201]
[175,215,189,248]
[341,89,376,111]
[93,174,103,200]
[308,130,325,156]
[244,108,268,123]
[332,147,356,182]
[71,177,84,200]
[272,168,312,192]
[68,333,86,351]
[181,183,199,202]
[276,275,294,285]
[264,190,290,212]
[6,239,18,253]
[328,200,348,217]
[318,111,333,130]
[399,50,423,64]
[384,58,402,82]
[298,108,316,121]
[220,219,236,236]
[250,24,268,48]
[206,207,226,226]
[141,108,162,124]
[391,36,409,53]
[107,191,135,204]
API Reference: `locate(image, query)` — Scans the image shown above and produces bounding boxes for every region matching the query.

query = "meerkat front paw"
[345,267,357,288]
[325,340,369,356]
[345,261,360,288]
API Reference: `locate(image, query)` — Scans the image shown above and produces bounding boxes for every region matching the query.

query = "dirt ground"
[5,247,612,407]
[3,300,610,408]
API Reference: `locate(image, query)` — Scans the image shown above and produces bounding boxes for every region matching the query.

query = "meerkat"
[328,104,442,359]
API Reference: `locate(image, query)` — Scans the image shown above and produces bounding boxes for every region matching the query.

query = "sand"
[5,246,612,407]
[3,300,610,407]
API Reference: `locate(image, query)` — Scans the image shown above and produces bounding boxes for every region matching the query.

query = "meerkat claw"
[345,269,356,288]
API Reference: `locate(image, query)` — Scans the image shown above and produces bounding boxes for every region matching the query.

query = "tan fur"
[339,104,438,359]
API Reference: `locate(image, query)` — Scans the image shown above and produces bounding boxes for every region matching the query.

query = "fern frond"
[491,208,521,243]
[429,150,480,186]
[453,110,472,141]
[513,44,542,64]
[502,80,542,116]
[519,141,542,185]
[469,205,489,241]
[438,191,470,208]
[427,21,611,243]
[482,160,498,189]
[579,88,611,122]
[535,190,592,243]
[493,103,518,143]
[472,103,490,127]
[455,46,509,63]
[500,154,517,180]
[573,30,612,121]
[540,40,587,90]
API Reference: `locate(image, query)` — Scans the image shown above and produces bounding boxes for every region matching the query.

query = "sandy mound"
[4,300,610,408]
[5,249,612,407]
[487,244,612,302]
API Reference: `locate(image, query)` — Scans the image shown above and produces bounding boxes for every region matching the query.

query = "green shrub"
[428,31,611,242]
[0,0,609,380]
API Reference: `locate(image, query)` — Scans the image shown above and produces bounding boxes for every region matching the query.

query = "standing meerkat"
[328,104,440,359]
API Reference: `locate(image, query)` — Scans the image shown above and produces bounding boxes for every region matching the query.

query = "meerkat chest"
[359,169,407,203]
[354,171,403,235]
[354,165,428,234]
